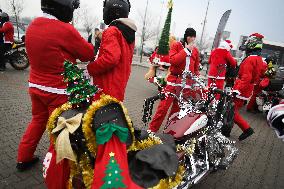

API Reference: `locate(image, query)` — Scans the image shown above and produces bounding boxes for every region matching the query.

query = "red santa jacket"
[208,48,236,79]
[87,18,137,102]
[0,21,14,43]
[167,41,200,86]
[26,16,94,91]
[233,55,264,100]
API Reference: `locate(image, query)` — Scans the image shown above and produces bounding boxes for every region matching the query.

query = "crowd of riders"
[0,0,281,180]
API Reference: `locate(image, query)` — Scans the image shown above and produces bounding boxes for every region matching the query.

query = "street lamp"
[140,0,149,63]
[200,0,211,50]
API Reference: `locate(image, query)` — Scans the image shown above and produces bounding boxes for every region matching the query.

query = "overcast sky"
[1,0,283,48]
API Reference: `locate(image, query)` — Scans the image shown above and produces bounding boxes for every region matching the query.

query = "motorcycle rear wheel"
[10,50,30,70]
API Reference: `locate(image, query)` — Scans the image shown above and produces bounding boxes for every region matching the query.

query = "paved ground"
[0,64,284,189]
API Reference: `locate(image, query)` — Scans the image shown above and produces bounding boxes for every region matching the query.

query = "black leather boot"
[16,156,40,172]
[239,128,254,141]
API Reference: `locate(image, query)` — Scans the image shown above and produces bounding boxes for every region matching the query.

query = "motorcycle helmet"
[267,104,284,141]
[243,33,264,51]
[0,12,9,23]
[103,0,131,25]
[41,0,80,23]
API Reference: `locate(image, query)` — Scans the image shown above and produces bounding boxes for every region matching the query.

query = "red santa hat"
[249,33,264,39]
[219,40,233,51]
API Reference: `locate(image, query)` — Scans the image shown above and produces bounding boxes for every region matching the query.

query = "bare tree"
[196,32,212,52]
[77,6,99,37]
[7,0,24,39]
[136,10,159,45]
[136,9,159,62]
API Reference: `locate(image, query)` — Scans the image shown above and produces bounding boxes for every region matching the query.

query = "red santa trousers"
[149,85,180,132]
[17,88,67,162]
[149,84,199,133]
[233,98,251,131]
[247,85,262,111]
[207,78,225,90]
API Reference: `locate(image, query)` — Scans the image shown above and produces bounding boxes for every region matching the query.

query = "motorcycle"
[4,40,29,70]
[256,79,284,114]
[142,59,238,188]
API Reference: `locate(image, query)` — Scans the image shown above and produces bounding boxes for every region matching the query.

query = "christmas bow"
[52,113,83,163]
[96,123,129,145]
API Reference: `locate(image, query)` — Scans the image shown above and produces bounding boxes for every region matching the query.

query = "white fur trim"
[208,75,226,80]
[184,48,192,56]
[42,12,58,20]
[114,18,137,31]
[219,40,231,51]
[167,81,192,89]
[29,82,67,95]
[235,95,249,101]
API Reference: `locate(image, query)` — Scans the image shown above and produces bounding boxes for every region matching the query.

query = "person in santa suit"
[16,0,94,171]
[225,33,265,141]
[149,28,200,133]
[0,12,14,71]
[207,40,237,90]
[87,0,137,102]
[247,55,277,112]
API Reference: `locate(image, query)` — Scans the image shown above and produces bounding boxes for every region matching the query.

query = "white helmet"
[267,104,284,142]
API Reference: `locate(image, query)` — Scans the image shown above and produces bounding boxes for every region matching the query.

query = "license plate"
[263,104,272,111]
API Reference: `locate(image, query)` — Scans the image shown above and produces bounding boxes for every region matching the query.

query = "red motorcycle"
[143,67,238,188]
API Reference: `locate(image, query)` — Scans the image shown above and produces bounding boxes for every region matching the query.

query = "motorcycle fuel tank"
[164,113,208,139]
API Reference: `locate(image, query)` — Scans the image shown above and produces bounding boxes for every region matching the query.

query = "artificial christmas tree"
[157,0,173,55]
[63,61,98,108]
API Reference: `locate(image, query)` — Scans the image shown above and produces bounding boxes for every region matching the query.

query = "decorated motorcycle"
[44,61,186,189]
[143,58,238,188]
[256,79,284,114]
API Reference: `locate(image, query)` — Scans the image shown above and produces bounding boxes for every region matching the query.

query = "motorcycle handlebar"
[212,88,225,95]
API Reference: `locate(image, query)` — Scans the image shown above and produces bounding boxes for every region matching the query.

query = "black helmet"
[103,0,131,25]
[41,0,80,23]
[0,12,9,23]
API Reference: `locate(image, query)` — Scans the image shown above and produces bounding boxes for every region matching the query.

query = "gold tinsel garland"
[46,94,185,189]
[81,94,136,156]
[150,165,185,189]
[47,102,73,142]
[67,161,79,189]
[79,154,94,188]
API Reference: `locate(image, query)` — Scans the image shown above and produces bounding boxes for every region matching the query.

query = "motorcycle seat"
[264,79,284,92]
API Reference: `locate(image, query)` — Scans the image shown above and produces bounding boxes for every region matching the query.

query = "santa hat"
[249,33,264,39]
[219,40,233,51]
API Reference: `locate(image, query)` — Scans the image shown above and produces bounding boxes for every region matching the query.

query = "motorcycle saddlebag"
[264,79,284,91]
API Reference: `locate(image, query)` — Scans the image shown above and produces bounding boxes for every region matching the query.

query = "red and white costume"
[208,40,236,90]
[87,18,137,102]
[233,55,264,131]
[247,60,268,111]
[17,13,94,163]
[0,21,14,44]
[149,41,200,132]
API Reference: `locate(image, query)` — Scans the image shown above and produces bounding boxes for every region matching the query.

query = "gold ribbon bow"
[52,113,83,164]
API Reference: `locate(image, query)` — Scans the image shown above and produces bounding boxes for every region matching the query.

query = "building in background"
[236,35,284,66]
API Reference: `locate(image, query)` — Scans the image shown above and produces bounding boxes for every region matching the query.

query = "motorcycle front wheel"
[10,50,30,70]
